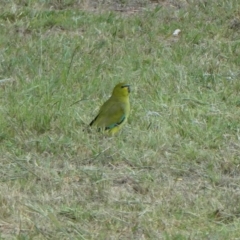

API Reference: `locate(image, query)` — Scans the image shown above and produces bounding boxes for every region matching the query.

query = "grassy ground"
[1,0,240,239]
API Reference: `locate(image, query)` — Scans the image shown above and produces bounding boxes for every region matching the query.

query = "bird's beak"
[122,84,131,93]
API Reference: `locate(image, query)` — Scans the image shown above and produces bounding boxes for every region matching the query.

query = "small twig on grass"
[70,98,89,106]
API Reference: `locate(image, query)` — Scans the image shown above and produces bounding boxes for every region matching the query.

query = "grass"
[1,0,240,239]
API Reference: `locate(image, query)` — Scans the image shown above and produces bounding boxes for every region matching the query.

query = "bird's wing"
[90,99,126,130]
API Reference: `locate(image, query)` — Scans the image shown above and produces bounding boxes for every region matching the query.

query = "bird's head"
[112,82,131,98]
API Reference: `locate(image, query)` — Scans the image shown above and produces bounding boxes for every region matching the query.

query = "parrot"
[90,82,131,135]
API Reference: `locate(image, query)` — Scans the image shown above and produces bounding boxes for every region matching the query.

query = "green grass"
[1,0,240,239]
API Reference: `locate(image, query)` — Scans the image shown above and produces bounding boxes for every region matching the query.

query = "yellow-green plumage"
[90,82,131,135]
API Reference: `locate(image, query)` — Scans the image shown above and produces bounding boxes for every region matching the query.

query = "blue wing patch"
[105,115,125,130]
